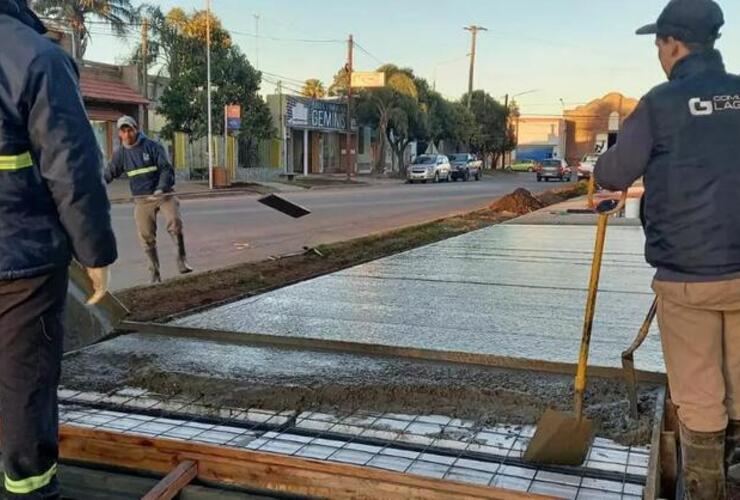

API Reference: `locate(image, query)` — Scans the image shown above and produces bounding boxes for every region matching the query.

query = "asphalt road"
[110,172,548,290]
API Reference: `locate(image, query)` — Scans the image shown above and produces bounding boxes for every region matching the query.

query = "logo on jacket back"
[143,153,150,163]
[689,95,740,116]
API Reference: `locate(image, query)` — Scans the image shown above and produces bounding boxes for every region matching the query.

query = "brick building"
[564,92,638,166]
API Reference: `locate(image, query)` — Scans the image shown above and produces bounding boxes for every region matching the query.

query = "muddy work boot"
[679,422,726,500]
[144,247,161,284]
[726,421,740,498]
[171,233,193,275]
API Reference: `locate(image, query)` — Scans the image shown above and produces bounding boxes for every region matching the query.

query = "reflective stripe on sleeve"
[0,152,33,171]
[127,166,158,177]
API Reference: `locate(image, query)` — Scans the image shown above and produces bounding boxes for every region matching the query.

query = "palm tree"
[301,79,326,99]
[32,0,139,58]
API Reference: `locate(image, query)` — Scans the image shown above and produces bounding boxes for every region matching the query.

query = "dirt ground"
[61,334,657,446]
[118,183,588,322]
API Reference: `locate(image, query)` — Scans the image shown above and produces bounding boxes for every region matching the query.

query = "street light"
[206,0,214,190]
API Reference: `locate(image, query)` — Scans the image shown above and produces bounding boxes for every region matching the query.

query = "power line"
[353,40,383,66]
[228,28,343,45]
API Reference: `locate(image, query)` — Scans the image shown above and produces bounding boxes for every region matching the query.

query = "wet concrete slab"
[61,333,660,445]
[175,224,662,372]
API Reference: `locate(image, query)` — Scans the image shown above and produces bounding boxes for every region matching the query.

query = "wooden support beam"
[143,460,197,500]
[60,425,555,500]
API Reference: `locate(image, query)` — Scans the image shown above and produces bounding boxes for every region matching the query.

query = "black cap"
[636,0,724,43]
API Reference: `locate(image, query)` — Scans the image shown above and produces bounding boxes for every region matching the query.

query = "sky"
[84,0,740,116]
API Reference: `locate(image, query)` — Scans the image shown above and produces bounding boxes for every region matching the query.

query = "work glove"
[147,189,164,202]
[86,267,110,305]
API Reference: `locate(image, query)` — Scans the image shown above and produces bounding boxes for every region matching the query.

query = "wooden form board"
[124,321,668,386]
[60,425,556,500]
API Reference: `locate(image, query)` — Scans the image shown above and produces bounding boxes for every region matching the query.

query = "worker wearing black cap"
[594,1,740,498]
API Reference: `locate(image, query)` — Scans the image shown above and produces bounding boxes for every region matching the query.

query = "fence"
[172,132,284,184]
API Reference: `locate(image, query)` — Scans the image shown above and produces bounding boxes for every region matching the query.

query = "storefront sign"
[226,105,241,131]
[351,71,385,88]
[287,97,350,132]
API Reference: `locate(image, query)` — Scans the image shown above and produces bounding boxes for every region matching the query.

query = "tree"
[463,90,513,168]
[301,79,326,99]
[151,8,273,154]
[385,94,429,175]
[32,0,138,58]
[356,64,418,174]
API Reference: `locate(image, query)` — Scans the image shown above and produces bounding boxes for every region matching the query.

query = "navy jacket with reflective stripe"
[105,134,175,196]
[0,1,118,280]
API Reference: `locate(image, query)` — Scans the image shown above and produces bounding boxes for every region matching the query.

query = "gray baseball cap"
[116,115,138,130]
[636,0,724,43]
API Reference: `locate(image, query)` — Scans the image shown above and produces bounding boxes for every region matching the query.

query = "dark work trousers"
[0,268,67,499]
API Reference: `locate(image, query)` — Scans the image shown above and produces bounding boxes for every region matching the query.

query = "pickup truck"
[448,153,483,181]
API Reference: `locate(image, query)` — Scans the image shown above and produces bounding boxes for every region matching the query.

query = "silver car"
[407,155,451,183]
[536,158,572,182]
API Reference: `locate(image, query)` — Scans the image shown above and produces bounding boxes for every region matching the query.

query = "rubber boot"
[679,422,726,500]
[171,233,193,275]
[726,421,740,499]
[144,247,161,284]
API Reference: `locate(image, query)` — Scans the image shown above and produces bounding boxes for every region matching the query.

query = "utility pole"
[141,17,149,134]
[346,34,354,179]
[206,0,214,189]
[464,25,487,109]
[254,14,261,70]
[278,80,286,174]
[503,93,509,169]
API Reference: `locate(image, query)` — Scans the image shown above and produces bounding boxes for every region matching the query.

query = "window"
[90,120,108,157]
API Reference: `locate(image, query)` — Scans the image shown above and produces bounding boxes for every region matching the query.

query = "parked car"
[407,154,451,183]
[448,153,483,181]
[506,159,538,172]
[536,158,572,182]
[577,154,599,179]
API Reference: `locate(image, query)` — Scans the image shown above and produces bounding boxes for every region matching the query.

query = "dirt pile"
[536,182,588,206]
[489,188,545,215]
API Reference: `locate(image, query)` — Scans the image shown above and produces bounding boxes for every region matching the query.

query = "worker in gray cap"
[105,116,193,283]
[594,1,740,498]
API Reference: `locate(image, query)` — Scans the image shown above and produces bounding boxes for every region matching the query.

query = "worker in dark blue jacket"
[0,0,117,497]
[595,0,740,497]
[105,116,192,283]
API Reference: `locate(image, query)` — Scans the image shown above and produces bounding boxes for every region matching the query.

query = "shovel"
[65,261,129,353]
[524,192,627,466]
[622,297,658,421]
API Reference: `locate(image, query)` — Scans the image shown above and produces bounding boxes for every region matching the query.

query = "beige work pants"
[133,195,184,252]
[653,279,740,432]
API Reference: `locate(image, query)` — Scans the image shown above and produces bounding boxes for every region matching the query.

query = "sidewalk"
[107,174,406,203]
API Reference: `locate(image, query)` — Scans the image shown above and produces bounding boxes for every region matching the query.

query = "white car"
[407,155,451,183]
[578,154,599,179]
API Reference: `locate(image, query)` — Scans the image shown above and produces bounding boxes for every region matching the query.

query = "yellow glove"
[86,267,110,305]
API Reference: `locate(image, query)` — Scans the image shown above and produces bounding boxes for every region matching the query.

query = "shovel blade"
[524,409,594,466]
[258,194,311,219]
[622,353,640,421]
[65,261,129,353]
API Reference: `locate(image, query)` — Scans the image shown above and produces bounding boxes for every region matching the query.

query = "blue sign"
[227,117,242,130]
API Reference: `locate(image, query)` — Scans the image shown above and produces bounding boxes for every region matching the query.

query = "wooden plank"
[123,322,667,385]
[644,387,667,500]
[143,460,198,500]
[660,431,678,500]
[665,397,679,433]
[60,425,554,500]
